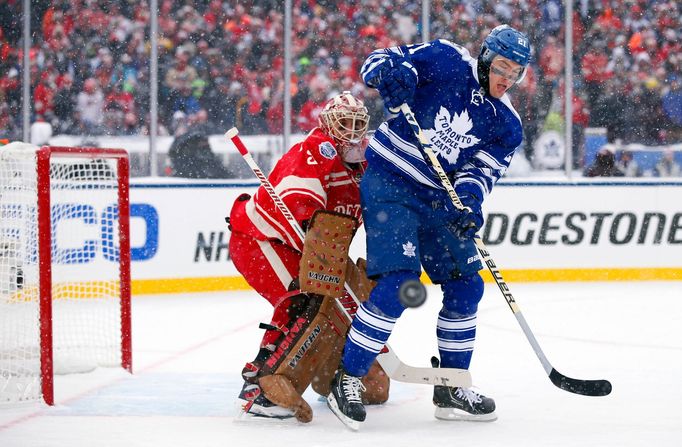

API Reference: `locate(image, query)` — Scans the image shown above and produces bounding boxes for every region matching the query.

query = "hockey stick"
[226,127,471,388]
[394,103,612,397]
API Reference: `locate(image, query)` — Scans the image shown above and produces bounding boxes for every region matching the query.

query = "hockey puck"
[398,280,427,308]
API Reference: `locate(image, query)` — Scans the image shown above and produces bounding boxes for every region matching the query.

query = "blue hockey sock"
[341,301,397,377]
[436,310,476,369]
[436,275,483,369]
[341,271,419,376]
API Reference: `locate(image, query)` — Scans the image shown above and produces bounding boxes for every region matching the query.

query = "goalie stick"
[226,127,471,388]
[393,103,612,397]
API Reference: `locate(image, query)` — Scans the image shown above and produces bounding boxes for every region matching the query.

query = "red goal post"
[0,144,132,405]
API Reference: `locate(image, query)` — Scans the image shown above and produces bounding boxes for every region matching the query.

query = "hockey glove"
[451,192,483,240]
[368,58,417,109]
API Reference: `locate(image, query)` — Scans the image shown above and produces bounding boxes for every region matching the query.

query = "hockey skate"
[327,367,366,430]
[431,357,497,422]
[236,381,295,420]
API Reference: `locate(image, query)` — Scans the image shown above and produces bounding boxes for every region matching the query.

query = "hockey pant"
[228,231,302,349]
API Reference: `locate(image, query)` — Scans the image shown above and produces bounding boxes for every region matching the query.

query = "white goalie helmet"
[318,91,370,163]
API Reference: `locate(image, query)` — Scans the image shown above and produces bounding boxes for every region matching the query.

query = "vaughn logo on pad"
[307,271,341,284]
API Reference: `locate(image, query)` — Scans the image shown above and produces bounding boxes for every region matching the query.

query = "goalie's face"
[319,92,370,162]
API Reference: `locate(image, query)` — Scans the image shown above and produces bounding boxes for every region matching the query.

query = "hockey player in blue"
[327,25,531,429]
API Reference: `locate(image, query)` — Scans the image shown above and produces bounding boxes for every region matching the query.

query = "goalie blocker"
[253,211,389,422]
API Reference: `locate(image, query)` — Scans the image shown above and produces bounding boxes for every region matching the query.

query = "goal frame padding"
[35,146,132,405]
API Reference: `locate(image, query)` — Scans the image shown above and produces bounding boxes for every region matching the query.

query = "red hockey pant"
[229,231,302,348]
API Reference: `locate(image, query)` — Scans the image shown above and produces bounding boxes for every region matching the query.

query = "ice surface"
[1,282,681,446]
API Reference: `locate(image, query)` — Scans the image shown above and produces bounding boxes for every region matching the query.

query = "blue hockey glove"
[368,58,417,109]
[451,193,483,240]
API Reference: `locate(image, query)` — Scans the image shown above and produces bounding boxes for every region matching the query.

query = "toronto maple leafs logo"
[402,241,416,257]
[423,107,481,165]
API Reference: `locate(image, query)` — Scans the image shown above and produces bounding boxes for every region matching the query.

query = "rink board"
[117,179,682,294]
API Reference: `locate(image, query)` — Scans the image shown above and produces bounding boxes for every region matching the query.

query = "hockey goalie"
[227,92,389,422]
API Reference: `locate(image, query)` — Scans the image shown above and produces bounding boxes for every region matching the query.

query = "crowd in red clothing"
[1,0,681,166]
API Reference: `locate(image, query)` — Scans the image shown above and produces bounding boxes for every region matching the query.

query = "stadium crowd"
[1,0,681,169]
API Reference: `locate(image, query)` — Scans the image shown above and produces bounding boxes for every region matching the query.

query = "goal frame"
[36,146,132,405]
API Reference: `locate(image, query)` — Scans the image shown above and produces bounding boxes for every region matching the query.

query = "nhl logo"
[318,141,337,160]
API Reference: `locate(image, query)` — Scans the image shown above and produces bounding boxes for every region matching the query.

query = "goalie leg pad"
[361,360,390,405]
[258,374,313,423]
[255,295,350,420]
[344,257,376,304]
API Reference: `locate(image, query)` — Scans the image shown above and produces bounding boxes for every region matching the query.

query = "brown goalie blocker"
[257,210,388,422]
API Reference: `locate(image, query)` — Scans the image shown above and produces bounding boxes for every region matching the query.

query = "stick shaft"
[397,103,554,367]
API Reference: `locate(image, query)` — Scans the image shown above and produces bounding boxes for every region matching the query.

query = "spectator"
[33,71,56,122]
[164,49,198,110]
[581,40,613,114]
[1,0,682,149]
[653,149,681,177]
[121,112,140,136]
[569,90,591,169]
[297,75,330,132]
[0,103,20,140]
[53,74,76,133]
[616,150,642,177]
[168,128,230,179]
[75,78,104,132]
[584,146,625,177]
[662,76,682,140]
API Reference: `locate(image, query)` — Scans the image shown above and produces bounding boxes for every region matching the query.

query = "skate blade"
[434,406,498,422]
[326,394,361,431]
[234,400,296,422]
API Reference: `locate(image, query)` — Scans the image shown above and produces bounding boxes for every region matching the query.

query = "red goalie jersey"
[228,91,369,366]
[228,127,365,251]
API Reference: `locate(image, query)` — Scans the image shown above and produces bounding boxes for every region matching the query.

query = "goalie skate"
[236,382,295,420]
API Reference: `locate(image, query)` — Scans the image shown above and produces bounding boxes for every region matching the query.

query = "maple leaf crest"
[423,107,481,164]
[402,241,417,257]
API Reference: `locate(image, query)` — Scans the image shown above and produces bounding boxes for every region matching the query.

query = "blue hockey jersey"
[361,39,524,200]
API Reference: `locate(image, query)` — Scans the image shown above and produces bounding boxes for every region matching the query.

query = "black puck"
[398,280,427,308]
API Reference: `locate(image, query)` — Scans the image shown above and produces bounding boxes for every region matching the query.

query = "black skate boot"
[327,366,366,430]
[431,356,497,422]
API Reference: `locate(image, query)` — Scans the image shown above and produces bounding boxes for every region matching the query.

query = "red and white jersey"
[229,128,365,251]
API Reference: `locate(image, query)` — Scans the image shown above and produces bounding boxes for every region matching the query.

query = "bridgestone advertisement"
[119,181,682,293]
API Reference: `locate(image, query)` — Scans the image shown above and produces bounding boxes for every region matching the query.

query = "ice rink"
[1,281,681,447]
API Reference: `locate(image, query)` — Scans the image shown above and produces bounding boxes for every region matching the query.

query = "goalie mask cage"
[0,144,132,406]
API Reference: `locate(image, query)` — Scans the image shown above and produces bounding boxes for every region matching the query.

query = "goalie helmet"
[478,25,531,93]
[318,91,369,163]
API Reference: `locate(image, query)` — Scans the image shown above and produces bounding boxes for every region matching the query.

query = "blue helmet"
[478,25,531,92]
[480,25,531,67]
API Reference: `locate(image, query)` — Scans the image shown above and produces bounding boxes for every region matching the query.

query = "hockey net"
[0,143,131,405]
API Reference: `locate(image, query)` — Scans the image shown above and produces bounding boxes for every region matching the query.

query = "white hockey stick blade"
[377,349,472,387]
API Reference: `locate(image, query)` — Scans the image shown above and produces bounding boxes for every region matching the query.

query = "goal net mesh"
[1,143,124,403]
